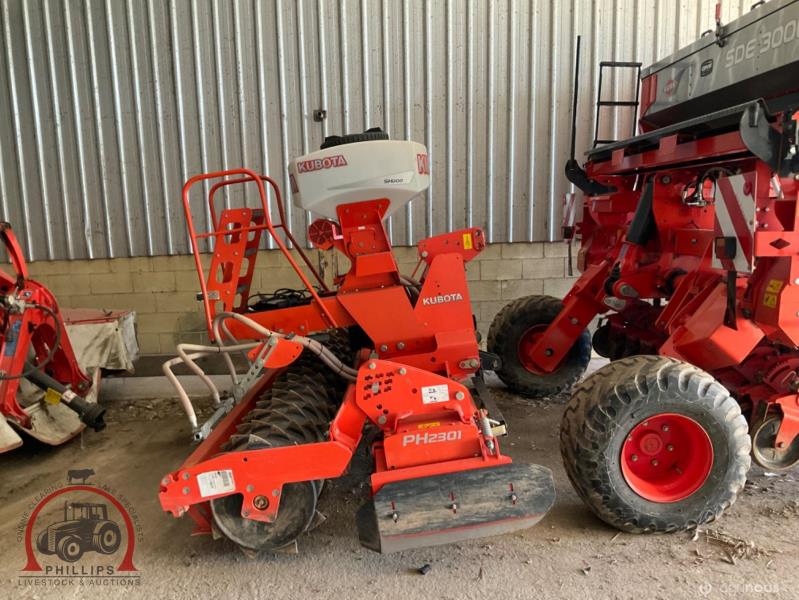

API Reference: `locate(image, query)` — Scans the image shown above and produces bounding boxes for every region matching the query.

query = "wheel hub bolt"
[631,454,639,462]
[253,495,269,510]
[667,445,674,452]
[651,459,659,467]
[661,425,669,432]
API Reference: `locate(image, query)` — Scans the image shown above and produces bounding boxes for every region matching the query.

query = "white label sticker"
[197,470,235,498]
[421,384,449,404]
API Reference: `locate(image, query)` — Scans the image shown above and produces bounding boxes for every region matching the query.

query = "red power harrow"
[485,0,799,533]
[159,135,554,554]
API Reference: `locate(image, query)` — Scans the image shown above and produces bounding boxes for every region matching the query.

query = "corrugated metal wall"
[0,0,751,261]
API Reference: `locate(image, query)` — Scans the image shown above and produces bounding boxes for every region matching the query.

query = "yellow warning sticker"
[417,422,441,430]
[462,233,473,250]
[763,279,784,309]
[44,388,62,405]
[767,279,784,293]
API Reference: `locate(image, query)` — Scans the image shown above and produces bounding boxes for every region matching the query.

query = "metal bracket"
[233,335,279,401]
[740,102,797,176]
[191,335,280,442]
[193,393,235,442]
[471,372,507,436]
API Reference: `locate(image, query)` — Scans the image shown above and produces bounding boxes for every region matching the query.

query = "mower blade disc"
[356,463,555,553]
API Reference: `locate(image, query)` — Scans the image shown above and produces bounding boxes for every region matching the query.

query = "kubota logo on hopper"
[421,292,464,306]
[296,155,348,173]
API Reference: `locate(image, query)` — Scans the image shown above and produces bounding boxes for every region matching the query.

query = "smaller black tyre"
[93,522,122,554]
[56,535,84,563]
[487,295,591,398]
[751,416,799,471]
[561,355,751,533]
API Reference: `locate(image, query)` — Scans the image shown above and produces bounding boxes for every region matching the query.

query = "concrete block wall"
[26,242,578,355]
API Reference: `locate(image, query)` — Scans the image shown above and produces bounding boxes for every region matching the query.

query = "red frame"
[0,223,91,431]
[523,109,799,455]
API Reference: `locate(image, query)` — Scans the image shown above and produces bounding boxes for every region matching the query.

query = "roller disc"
[211,333,351,552]
[210,482,319,551]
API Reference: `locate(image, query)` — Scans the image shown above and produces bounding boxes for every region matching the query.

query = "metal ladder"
[592,61,643,147]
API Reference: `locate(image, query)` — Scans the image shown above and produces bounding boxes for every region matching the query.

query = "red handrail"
[182,169,337,338]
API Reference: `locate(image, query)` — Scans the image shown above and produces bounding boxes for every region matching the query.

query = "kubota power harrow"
[485,0,799,534]
[159,132,554,553]
[0,222,106,452]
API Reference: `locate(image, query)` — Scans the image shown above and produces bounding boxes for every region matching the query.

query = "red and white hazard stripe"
[712,174,755,274]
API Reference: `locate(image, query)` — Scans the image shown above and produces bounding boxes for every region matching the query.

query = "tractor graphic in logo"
[35,501,121,563]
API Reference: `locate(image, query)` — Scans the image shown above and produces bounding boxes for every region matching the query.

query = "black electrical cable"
[246,287,314,312]
[0,302,62,381]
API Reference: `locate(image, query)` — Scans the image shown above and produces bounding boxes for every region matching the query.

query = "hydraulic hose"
[163,311,360,432]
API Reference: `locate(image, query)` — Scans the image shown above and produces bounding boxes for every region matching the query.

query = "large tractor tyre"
[56,535,84,563]
[92,522,122,554]
[212,342,348,552]
[488,295,591,398]
[560,356,751,533]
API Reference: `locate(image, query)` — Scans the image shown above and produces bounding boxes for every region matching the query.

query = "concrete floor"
[1,367,798,600]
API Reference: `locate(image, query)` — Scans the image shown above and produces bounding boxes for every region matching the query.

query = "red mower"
[158,131,555,553]
[0,222,114,452]
[487,0,799,533]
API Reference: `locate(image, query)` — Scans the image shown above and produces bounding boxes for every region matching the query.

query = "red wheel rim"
[620,413,714,503]
[517,325,548,374]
